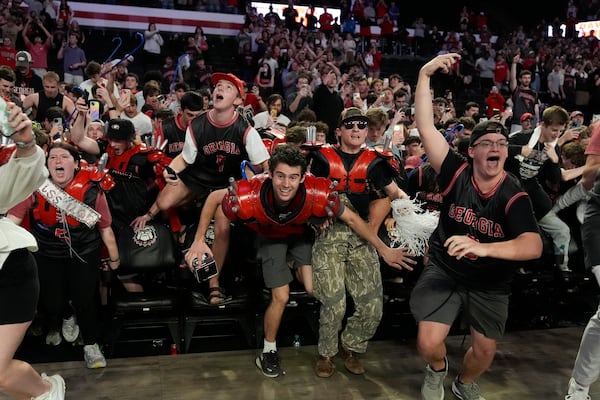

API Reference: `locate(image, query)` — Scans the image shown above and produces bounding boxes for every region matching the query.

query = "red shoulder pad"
[0,145,16,166]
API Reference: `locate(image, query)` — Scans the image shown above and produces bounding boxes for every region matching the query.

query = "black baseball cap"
[469,120,508,146]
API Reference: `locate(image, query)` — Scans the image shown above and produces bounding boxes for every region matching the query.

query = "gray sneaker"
[45,330,62,346]
[84,343,107,369]
[421,357,448,400]
[61,316,80,343]
[452,375,486,400]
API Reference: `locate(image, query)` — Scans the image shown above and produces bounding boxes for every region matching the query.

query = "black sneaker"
[255,350,281,378]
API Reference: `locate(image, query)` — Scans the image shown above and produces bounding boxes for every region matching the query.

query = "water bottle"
[0,97,15,137]
[292,334,301,350]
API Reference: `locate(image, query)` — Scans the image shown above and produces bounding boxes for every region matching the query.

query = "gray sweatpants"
[570,186,600,385]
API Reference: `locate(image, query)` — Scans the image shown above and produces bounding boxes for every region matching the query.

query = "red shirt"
[375,2,388,19]
[380,19,394,35]
[585,127,600,156]
[484,93,506,118]
[244,93,262,115]
[494,60,509,84]
[0,46,16,70]
[319,12,333,32]
[26,42,50,69]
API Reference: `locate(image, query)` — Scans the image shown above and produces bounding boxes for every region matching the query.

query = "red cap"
[211,72,245,97]
[404,155,422,170]
[520,112,533,123]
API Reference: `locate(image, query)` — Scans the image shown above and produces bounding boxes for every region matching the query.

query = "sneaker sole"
[255,356,279,378]
[451,382,463,400]
[46,338,62,346]
[451,381,485,400]
[56,375,66,399]
[43,374,66,400]
[87,362,107,369]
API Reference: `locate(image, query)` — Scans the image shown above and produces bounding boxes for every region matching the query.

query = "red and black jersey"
[156,114,187,159]
[181,112,251,190]
[430,149,539,292]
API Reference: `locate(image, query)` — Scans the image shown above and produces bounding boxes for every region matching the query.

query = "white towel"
[515,125,558,162]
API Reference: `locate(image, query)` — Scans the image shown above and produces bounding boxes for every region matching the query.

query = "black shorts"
[0,249,39,324]
[257,234,312,289]
[409,263,509,340]
[178,169,217,205]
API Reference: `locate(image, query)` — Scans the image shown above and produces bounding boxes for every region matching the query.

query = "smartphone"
[53,117,63,127]
[164,165,177,180]
[156,94,165,102]
[353,92,360,100]
[89,100,100,120]
[192,253,218,283]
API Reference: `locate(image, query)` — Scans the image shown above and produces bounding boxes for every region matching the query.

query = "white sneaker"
[565,377,591,400]
[33,373,65,400]
[84,343,107,369]
[566,393,591,400]
[61,316,80,343]
[45,330,62,346]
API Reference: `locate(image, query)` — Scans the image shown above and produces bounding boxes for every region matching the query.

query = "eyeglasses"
[342,120,368,130]
[472,139,509,149]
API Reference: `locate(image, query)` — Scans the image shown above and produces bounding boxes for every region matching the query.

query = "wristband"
[109,258,120,263]
[108,106,116,111]
[146,210,155,219]
[15,140,35,149]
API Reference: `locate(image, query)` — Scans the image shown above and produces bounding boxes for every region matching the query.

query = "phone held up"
[89,100,101,120]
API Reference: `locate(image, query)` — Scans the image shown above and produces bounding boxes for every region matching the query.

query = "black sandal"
[208,287,232,305]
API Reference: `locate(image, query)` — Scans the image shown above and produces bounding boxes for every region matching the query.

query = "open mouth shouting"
[486,155,500,168]
[52,165,65,176]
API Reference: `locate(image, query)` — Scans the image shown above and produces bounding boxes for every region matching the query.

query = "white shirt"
[143,30,164,55]
[252,110,291,130]
[181,114,269,167]
[1,146,47,269]
[120,111,153,136]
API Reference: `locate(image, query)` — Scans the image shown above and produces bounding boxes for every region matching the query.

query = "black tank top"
[36,92,64,123]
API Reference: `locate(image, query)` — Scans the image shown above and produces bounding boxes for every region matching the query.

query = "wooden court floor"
[2,326,598,400]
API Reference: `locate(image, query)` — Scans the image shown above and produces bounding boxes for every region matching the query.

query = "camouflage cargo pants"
[312,221,383,357]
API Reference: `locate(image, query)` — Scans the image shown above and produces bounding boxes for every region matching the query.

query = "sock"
[431,359,446,372]
[263,339,276,353]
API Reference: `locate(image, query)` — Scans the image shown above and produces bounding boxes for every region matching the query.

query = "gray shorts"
[409,263,509,339]
[257,234,312,289]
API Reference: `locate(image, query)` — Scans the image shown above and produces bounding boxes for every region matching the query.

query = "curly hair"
[269,144,307,175]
